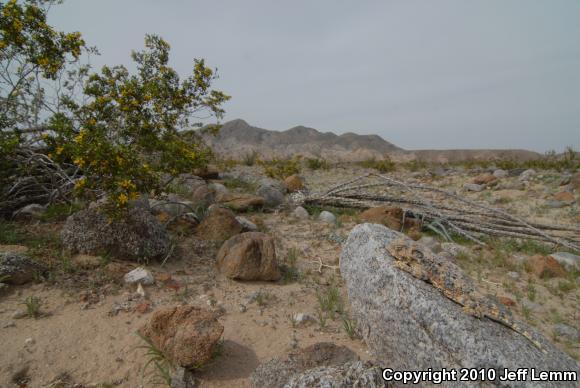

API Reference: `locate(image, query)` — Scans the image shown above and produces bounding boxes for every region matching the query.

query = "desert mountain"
[202,119,541,163]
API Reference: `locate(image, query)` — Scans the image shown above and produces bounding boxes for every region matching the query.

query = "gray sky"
[49,0,580,152]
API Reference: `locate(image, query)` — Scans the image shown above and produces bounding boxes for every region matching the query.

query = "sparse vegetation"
[306,158,330,170]
[259,157,301,179]
[316,285,344,320]
[137,333,173,386]
[242,150,259,166]
[358,156,396,173]
[342,315,358,339]
[281,247,300,284]
[23,296,42,318]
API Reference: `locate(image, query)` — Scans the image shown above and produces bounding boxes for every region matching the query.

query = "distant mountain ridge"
[201,119,541,163]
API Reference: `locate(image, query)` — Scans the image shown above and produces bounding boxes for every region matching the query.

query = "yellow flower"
[117,193,128,205]
[74,130,86,144]
[73,157,85,167]
[74,178,86,190]
[56,146,64,155]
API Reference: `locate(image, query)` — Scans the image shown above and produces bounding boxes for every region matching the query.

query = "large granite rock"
[285,361,386,388]
[340,223,579,387]
[61,206,170,261]
[251,342,363,388]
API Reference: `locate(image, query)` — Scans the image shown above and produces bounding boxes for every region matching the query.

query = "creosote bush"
[1,1,230,214]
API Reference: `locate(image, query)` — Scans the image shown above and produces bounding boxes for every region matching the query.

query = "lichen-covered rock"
[284,361,387,388]
[0,253,46,284]
[340,223,579,387]
[216,232,280,281]
[139,305,223,368]
[61,207,170,261]
[196,207,242,242]
[251,342,359,388]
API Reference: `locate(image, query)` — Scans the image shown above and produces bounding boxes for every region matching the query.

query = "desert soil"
[0,165,578,387]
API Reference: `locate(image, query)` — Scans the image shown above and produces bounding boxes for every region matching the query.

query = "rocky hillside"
[202,119,542,163]
[202,119,402,162]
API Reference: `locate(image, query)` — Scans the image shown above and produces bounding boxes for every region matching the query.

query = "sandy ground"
[0,165,578,387]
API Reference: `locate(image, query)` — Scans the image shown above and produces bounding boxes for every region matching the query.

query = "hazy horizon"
[49,1,580,153]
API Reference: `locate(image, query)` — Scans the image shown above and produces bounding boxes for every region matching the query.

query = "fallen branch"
[293,173,580,252]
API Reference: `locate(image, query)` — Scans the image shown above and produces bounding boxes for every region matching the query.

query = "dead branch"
[294,173,580,252]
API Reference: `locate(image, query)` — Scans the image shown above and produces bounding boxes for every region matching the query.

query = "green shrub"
[358,156,396,173]
[306,158,330,170]
[260,157,301,179]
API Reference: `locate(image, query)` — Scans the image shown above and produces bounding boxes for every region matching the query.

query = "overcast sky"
[49,0,580,152]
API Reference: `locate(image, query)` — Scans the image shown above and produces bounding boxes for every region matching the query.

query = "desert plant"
[281,247,300,284]
[315,307,327,329]
[45,34,230,211]
[23,295,42,318]
[306,157,329,170]
[316,285,343,320]
[342,315,358,339]
[260,157,301,179]
[137,333,173,386]
[358,156,396,173]
[242,150,259,166]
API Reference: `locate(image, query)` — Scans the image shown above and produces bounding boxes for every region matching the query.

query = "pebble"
[292,206,309,220]
[123,267,154,285]
[318,210,336,224]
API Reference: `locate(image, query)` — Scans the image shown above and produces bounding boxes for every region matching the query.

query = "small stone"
[12,310,27,319]
[236,216,258,232]
[463,183,485,192]
[552,191,575,203]
[136,283,146,298]
[318,211,336,224]
[208,182,228,195]
[257,185,285,208]
[493,169,508,178]
[123,267,154,285]
[24,337,35,346]
[283,175,305,193]
[239,304,247,313]
[507,271,520,280]
[549,252,580,269]
[519,169,536,181]
[292,206,309,220]
[2,321,15,328]
[135,302,151,314]
[13,204,46,220]
[292,313,314,326]
[473,174,497,185]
